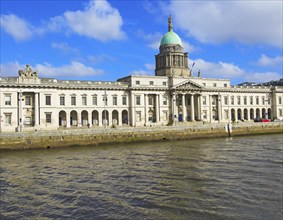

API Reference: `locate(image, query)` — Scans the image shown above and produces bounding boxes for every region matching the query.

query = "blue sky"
[1,0,282,85]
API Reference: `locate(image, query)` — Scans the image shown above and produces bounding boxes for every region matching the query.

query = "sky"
[0,0,282,85]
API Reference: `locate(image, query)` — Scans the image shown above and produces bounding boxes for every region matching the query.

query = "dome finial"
[168,15,172,32]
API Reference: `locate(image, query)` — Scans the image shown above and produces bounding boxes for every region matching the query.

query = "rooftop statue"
[18,64,38,78]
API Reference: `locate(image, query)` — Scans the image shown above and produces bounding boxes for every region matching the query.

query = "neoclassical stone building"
[1,17,283,132]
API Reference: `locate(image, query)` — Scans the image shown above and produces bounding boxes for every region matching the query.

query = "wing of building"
[1,17,283,132]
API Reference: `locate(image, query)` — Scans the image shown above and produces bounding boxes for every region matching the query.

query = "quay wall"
[0,123,282,150]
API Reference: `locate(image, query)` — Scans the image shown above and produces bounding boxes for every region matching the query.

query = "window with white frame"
[148,96,153,105]
[60,96,65,106]
[279,97,282,105]
[163,81,167,86]
[113,96,117,105]
[163,111,168,120]
[4,113,12,125]
[203,83,206,86]
[92,95,97,105]
[82,96,87,106]
[262,97,265,105]
[163,96,168,105]
[25,96,31,106]
[250,96,254,105]
[203,110,207,119]
[279,109,283,117]
[231,96,234,105]
[71,96,76,106]
[4,95,11,105]
[224,96,228,105]
[103,95,108,106]
[213,83,217,87]
[45,113,52,123]
[255,96,259,105]
[237,96,241,105]
[224,83,227,87]
[136,81,140,85]
[45,95,51,105]
[202,96,207,105]
[150,81,154,85]
[244,96,247,105]
[122,96,127,105]
[136,96,141,105]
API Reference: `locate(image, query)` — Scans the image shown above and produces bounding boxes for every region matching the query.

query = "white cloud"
[170,1,283,48]
[51,42,79,54]
[0,61,103,78]
[189,58,281,83]
[130,63,155,76]
[1,0,126,42]
[0,14,33,41]
[256,54,283,67]
[63,0,126,41]
[0,61,25,76]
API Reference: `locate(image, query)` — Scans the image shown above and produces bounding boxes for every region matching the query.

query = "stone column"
[199,95,202,120]
[109,110,112,126]
[18,91,24,131]
[209,95,212,123]
[182,94,186,122]
[171,93,176,122]
[88,111,92,127]
[218,94,221,123]
[34,92,39,126]
[156,94,160,122]
[66,112,70,128]
[130,92,135,126]
[190,94,195,121]
[77,111,81,127]
[144,94,148,125]
[98,111,103,126]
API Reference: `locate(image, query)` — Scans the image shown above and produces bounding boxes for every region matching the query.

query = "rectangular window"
[5,95,11,105]
[279,109,283,117]
[82,96,87,106]
[262,97,265,105]
[136,96,141,105]
[46,113,52,123]
[224,83,227,87]
[202,96,207,105]
[150,81,154,85]
[237,96,241,105]
[203,110,207,119]
[136,81,140,85]
[163,96,168,105]
[45,95,51,105]
[122,96,127,105]
[103,96,108,106]
[250,96,254,105]
[92,96,97,105]
[71,96,76,106]
[279,97,282,105]
[113,96,117,105]
[213,83,217,87]
[244,97,247,105]
[231,96,234,105]
[148,97,153,105]
[202,83,206,86]
[60,96,65,106]
[25,96,31,106]
[136,111,141,122]
[163,81,167,86]
[224,96,228,105]
[4,113,12,125]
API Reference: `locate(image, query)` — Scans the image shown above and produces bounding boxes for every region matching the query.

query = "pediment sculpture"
[18,64,38,78]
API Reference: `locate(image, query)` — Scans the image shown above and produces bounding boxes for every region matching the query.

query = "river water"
[0,134,282,220]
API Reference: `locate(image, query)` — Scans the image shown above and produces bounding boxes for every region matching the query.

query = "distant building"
[1,17,283,132]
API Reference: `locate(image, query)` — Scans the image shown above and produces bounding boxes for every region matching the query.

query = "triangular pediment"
[174,80,203,90]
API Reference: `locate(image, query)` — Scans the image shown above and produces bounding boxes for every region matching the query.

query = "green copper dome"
[160,30,183,46]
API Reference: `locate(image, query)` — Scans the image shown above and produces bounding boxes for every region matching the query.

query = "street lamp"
[265,94,269,119]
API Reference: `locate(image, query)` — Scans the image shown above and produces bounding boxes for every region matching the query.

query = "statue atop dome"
[168,15,172,32]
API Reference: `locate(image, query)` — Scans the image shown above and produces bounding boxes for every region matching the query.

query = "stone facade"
[1,18,283,133]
